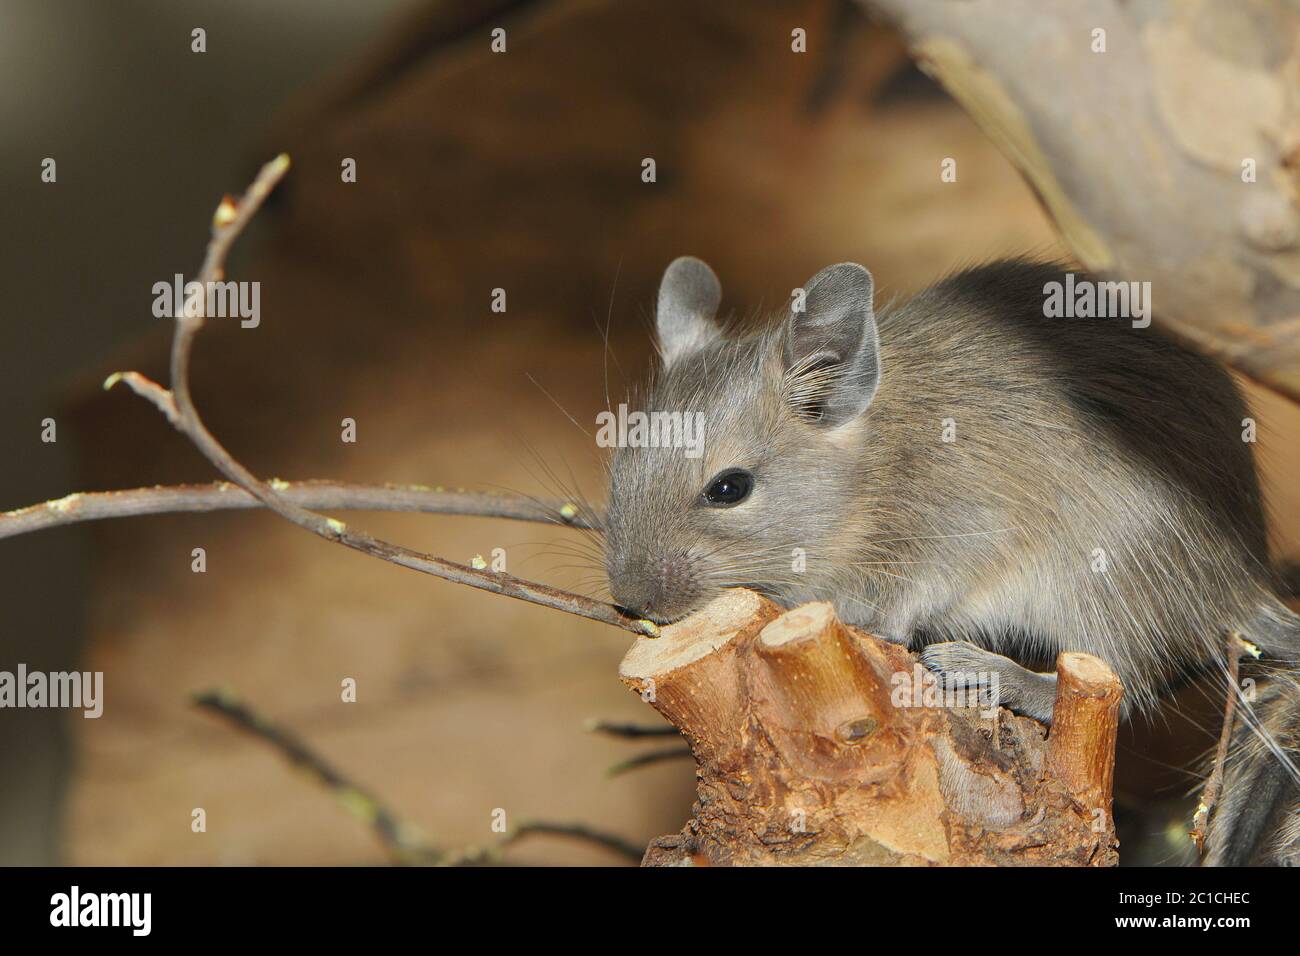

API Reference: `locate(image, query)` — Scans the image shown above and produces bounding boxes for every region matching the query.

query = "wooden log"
[622,590,1122,866]
[860,0,1300,402]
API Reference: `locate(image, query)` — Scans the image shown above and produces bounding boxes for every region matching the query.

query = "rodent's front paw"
[919,641,999,685]
[919,641,1059,723]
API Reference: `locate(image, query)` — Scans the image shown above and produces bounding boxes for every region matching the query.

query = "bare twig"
[585,718,681,739]
[586,717,692,778]
[442,820,644,866]
[194,689,643,865]
[1191,633,1253,854]
[103,155,655,638]
[1,480,599,541]
[605,746,694,778]
[194,689,436,864]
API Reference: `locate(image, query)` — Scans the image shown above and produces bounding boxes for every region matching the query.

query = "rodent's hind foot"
[919,641,1058,725]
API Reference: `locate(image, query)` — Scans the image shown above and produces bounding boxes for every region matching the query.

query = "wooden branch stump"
[621,590,1122,866]
[1046,652,1123,821]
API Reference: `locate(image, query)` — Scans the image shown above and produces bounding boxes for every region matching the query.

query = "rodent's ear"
[657,256,722,368]
[784,263,881,426]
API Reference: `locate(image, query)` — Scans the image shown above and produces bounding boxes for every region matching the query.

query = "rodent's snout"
[606,548,705,625]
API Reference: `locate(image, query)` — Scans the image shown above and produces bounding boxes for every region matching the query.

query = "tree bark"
[622,590,1122,866]
[860,0,1300,402]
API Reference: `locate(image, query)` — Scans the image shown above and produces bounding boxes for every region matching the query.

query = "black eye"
[702,469,754,507]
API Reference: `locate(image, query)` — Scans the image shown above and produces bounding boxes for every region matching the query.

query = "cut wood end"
[619,588,766,681]
[759,601,836,648]
[1056,652,1122,695]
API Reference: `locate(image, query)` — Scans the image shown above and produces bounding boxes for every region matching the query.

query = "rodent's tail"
[1203,600,1300,866]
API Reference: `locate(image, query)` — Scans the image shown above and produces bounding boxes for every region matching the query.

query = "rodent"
[602,255,1300,865]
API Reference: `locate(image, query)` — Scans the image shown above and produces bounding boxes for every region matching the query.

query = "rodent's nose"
[608,567,666,620]
[610,582,658,620]
[607,550,699,624]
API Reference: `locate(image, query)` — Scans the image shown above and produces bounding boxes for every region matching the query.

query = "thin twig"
[1,480,599,541]
[105,155,655,638]
[194,689,643,865]
[441,820,645,866]
[606,746,695,778]
[585,718,681,739]
[1191,633,1253,853]
[194,689,437,864]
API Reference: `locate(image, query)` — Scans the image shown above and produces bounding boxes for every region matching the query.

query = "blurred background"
[3,0,1298,865]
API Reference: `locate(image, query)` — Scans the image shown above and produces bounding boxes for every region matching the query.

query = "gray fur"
[786,263,881,425]
[604,256,1300,864]
[656,256,722,368]
[1204,670,1300,866]
[919,641,1058,723]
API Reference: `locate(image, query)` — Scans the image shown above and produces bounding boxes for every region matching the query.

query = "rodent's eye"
[701,469,754,507]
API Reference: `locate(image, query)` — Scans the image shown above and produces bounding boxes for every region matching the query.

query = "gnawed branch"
[621,590,1123,866]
